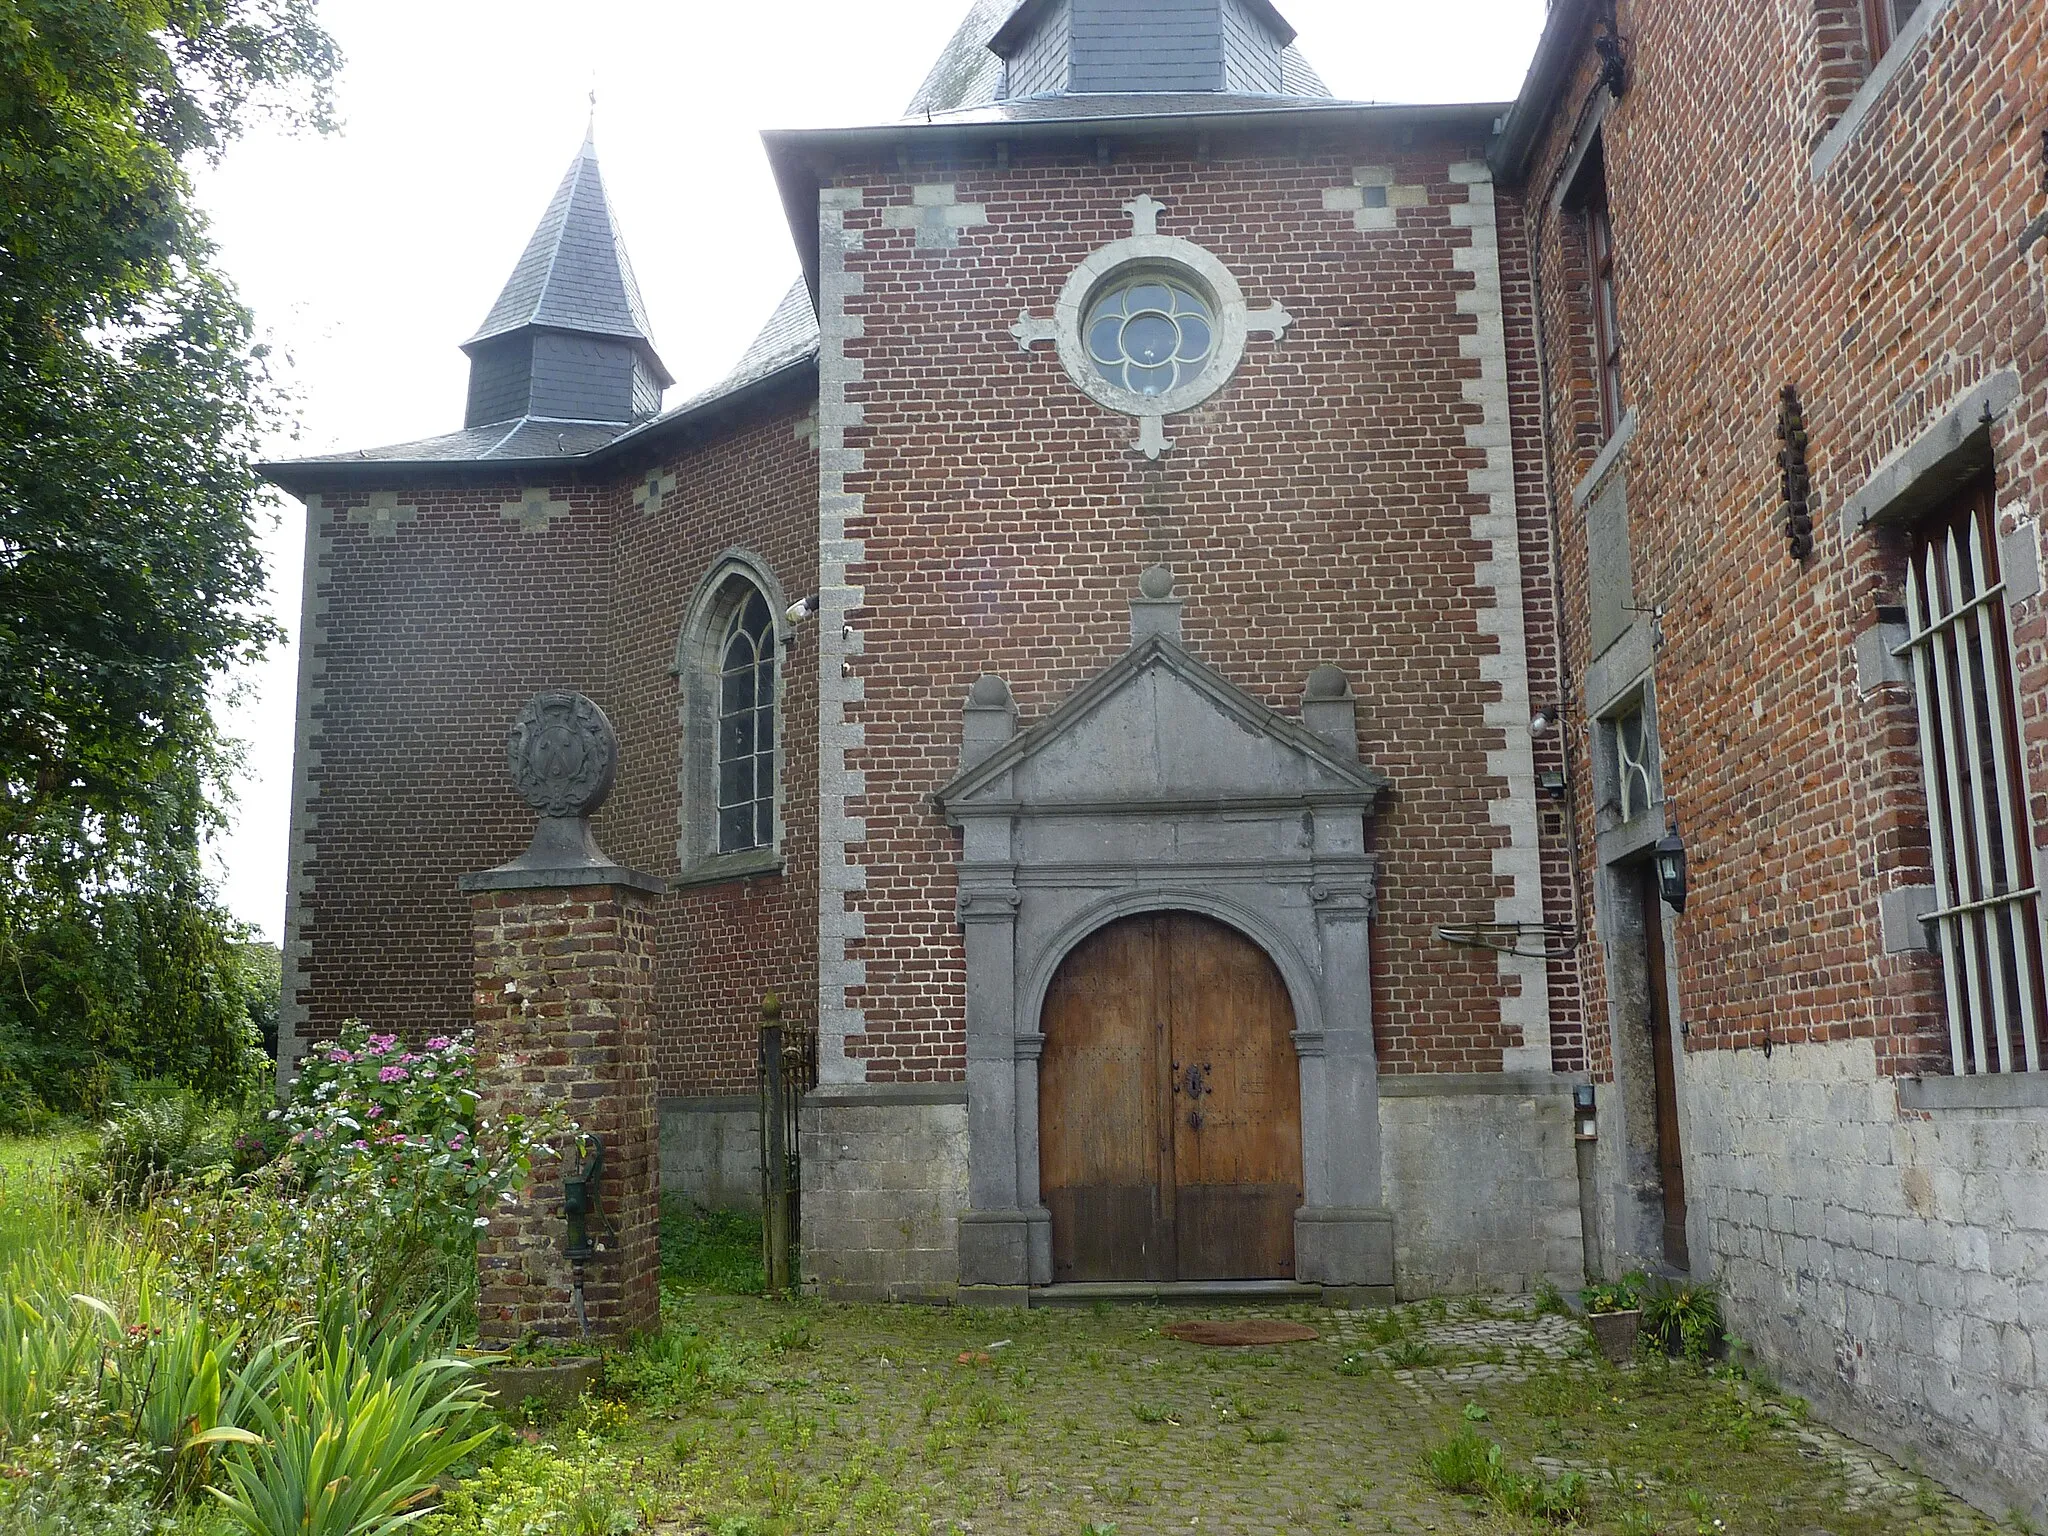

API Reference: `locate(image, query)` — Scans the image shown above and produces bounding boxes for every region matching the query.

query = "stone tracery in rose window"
[1007,195,1295,460]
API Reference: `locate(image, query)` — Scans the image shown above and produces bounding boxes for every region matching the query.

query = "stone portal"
[936,571,1396,1301]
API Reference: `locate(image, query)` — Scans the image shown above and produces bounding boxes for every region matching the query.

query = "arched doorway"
[1039,911,1303,1282]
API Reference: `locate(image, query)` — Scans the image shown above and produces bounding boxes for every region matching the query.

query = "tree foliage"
[0,0,340,1118]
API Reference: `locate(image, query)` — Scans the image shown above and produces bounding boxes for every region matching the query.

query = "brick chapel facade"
[265,0,2046,1514]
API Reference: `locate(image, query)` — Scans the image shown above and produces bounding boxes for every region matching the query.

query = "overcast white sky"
[196,0,1547,942]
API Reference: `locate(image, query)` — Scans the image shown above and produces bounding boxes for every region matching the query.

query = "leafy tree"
[0,0,340,1118]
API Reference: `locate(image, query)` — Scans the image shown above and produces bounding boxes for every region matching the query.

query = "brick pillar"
[467,880,663,1343]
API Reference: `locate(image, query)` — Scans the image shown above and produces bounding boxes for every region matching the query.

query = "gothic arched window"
[717,587,776,854]
[676,554,786,883]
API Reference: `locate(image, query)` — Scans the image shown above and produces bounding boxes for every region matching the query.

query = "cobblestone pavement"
[621,1293,2006,1536]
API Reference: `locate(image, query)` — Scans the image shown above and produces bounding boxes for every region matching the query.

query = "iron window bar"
[1893,510,2045,1075]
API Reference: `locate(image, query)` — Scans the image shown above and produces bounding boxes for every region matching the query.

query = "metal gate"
[756,993,816,1291]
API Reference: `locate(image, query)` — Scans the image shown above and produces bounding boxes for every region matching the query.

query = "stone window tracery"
[676,553,787,882]
[717,588,777,854]
[1084,273,1216,397]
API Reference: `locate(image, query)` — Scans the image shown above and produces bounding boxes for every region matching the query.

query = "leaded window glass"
[1084,274,1216,397]
[717,589,776,854]
[1616,706,1655,823]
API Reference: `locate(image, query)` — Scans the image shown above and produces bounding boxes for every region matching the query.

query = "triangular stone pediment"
[937,634,1387,814]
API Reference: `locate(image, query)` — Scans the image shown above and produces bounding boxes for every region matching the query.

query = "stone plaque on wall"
[1587,472,1635,661]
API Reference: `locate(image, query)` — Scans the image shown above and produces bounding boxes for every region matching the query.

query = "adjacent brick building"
[1496,0,2046,1515]
[264,0,2043,1514]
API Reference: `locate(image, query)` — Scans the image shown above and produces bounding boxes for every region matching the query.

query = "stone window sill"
[1811,0,1959,181]
[671,849,784,891]
[1898,1073,2048,1112]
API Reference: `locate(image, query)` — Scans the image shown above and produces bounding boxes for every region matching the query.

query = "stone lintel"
[1842,368,2021,540]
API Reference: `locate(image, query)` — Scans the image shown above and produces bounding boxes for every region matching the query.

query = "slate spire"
[460,130,673,430]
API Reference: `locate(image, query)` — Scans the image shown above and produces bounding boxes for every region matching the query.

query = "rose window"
[1084,274,1216,397]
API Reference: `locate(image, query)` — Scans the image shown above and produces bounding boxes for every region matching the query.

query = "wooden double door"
[1040,911,1303,1282]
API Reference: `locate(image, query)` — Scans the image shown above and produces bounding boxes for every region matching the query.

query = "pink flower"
[424,1037,452,1052]
[379,1065,410,1084]
[326,1050,354,1064]
[365,1104,382,1118]
[450,1132,468,1149]
[365,1033,399,1054]
[350,1139,369,1151]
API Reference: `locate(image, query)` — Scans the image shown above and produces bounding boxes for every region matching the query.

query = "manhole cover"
[1162,1319,1319,1346]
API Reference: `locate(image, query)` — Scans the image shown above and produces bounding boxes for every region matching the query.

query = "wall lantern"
[1654,827,1689,914]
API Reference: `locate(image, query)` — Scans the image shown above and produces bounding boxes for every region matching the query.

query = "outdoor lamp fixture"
[1572,1083,1598,1142]
[1654,826,1689,914]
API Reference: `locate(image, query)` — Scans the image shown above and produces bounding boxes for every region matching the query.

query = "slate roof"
[903,0,1333,119]
[665,280,819,417]
[261,283,818,486]
[465,127,671,388]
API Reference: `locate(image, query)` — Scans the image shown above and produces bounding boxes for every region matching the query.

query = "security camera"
[785,594,818,624]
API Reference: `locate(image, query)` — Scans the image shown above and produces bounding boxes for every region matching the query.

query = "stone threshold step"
[1029,1281,1324,1307]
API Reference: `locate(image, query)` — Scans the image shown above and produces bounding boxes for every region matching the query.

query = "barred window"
[717,588,777,855]
[1899,482,2046,1074]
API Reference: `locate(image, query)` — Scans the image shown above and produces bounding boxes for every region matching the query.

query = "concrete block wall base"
[659,1096,762,1212]
[1380,1075,1586,1295]
[958,1206,1053,1286]
[800,1093,968,1301]
[1295,1205,1395,1287]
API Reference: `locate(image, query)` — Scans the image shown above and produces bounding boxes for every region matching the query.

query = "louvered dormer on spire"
[460,128,673,430]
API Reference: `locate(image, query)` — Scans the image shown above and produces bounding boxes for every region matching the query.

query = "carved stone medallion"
[507,692,618,818]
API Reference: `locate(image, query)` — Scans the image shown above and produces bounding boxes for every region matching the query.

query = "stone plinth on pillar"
[461,691,667,1344]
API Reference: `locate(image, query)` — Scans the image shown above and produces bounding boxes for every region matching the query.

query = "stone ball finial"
[1138,564,1175,600]
[507,691,618,818]
[1305,664,1352,700]
[968,674,1013,707]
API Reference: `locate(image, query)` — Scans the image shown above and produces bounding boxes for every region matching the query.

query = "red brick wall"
[300,385,821,1103]
[1518,0,2048,1077]
[300,482,612,1049]
[470,883,660,1342]
[826,127,1583,1080]
[605,398,821,1097]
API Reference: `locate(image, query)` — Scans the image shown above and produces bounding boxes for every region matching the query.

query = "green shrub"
[1581,1270,1648,1314]
[423,1436,644,1536]
[1424,1429,1588,1523]
[277,1023,571,1321]
[0,882,273,1128]
[83,1088,221,1205]
[1641,1276,1724,1361]
[212,1326,493,1536]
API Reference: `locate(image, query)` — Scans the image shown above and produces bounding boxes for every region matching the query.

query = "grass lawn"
[0,1140,2011,1536]
[483,1215,2009,1536]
